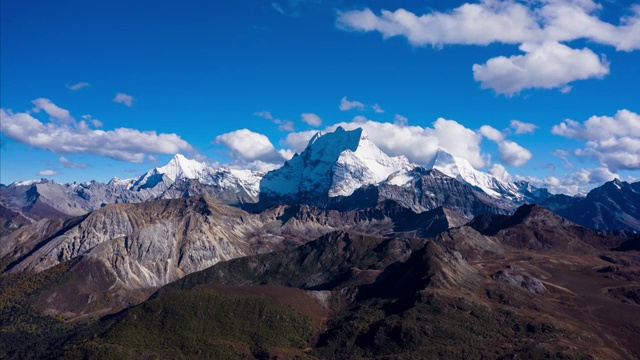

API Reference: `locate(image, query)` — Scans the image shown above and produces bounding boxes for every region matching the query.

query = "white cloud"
[37,169,58,176]
[81,114,102,128]
[394,114,408,126]
[301,113,322,127]
[552,109,640,171]
[372,104,384,113]
[552,109,640,141]
[510,120,537,134]
[59,156,89,169]
[337,3,541,47]
[516,165,621,195]
[284,116,486,168]
[339,96,365,111]
[1,101,193,163]
[479,124,532,166]
[479,125,504,142]
[256,111,294,131]
[215,129,288,167]
[284,130,320,154]
[68,82,90,91]
[498,140,532,166]
[31,98,74,123]
[337,1,638,93]
[113,93,134,106]
[472,42,609,95]
[488,163,512,182]
[336,1,640,50]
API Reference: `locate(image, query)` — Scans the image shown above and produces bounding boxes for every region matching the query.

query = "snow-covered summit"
[427,148,522,200]
[126,154,264,200]
[261,126,411,198]
[131,153,211,189]
[154,154,210,182]
[11,179,41,187]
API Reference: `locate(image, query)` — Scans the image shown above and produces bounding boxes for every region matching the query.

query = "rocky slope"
[1,195,468,318]
[90,205,638,359]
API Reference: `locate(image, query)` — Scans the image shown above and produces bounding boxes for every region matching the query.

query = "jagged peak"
[155,154,209,182]
[305,126,364,154]
[426,148,474,174]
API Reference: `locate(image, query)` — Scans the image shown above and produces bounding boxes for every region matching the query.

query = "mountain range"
[2,126,638,232]
[1,126,639,359]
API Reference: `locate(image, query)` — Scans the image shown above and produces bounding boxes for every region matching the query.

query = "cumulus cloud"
[510,120,537,134]
[337,1,638,93]
[498,140,532,166]
[552,109,640,171]
[479,124,532,166]
[301,113,322,127]
[488,163,512,182]
[37,169,58,176]
[113,93,134,106]
[479,125,504,142]
[59,156,89,169]
[67,82,90,91]
[336,1,640,50]
[1,100,193,162]
[284,116,486,168]
[473,42,609,95]
[215,129,289,170]
[339,96,365,111]
[516,165,619,195]
[284,130,320,154]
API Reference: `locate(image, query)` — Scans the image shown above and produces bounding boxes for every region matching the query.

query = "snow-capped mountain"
[130,154,263,198]
[260,126,412,200]
[3,126,640,238]
[426,148,523,202]
[133,153,211,188]
[0,154,264,221]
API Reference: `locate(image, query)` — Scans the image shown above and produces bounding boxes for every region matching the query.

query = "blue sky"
[1,0,639,194]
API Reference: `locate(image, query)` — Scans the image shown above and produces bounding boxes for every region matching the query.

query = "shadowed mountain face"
[2,200,640,358]
[35,205,635,359]
[556,179,640,232]
[1,195,468,319]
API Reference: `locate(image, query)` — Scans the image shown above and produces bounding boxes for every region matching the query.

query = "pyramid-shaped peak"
[261,126,410,199]
[428,148,456,167]
[168,153,192,164]
[156,154,209,182]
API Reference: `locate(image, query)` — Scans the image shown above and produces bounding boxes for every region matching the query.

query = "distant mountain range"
[2,126,638,233]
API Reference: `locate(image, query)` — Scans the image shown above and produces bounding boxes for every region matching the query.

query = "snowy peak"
[427,148,521,200]
[302,126,363,164]
[261,126,411,199]
[426,148,466,179]
[155,154,209,182]
[107,176,135,188]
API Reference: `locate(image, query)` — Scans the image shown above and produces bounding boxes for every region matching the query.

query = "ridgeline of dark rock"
[556,179,640,233]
